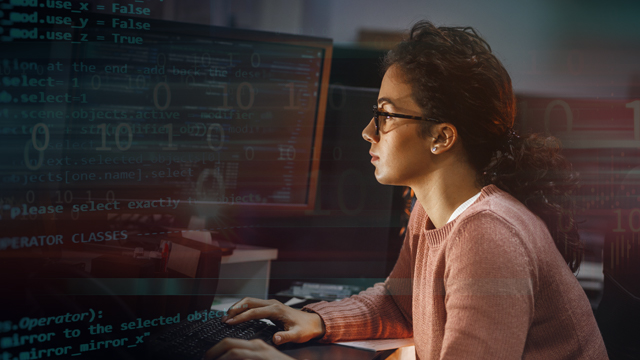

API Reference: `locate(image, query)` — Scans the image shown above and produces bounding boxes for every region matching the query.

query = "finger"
[203,338,252,360]
[224,304,281,325]
[272,330,297,345]
[223,298,273,321]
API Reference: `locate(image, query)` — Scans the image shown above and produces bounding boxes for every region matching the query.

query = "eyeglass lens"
[374,113,389,134]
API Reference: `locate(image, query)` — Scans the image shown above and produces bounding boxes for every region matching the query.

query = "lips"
[370,151,379,162]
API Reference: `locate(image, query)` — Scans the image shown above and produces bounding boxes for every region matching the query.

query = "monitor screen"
[1,11,332,232]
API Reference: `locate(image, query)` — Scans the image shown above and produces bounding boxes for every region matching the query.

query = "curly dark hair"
[384,20,583,273]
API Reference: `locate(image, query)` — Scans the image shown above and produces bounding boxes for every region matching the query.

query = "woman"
[205,21,608,360]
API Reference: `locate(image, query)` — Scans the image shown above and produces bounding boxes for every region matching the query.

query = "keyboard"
[146,312,282,360]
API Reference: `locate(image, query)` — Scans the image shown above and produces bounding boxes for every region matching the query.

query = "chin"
[374,167,411,187]
[373,170,397,186]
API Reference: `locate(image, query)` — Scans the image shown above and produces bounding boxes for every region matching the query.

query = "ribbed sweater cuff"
[301,301,339,343]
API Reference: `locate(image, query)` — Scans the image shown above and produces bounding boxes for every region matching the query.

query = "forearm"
[302,282,413,343]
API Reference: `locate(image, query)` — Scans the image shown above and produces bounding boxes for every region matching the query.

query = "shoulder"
[443,188,547,279]
[443,209,540,294]
[456,185,550,243]
[447,209,529,259]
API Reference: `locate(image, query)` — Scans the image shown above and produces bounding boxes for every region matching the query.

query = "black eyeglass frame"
[372,105,443,135]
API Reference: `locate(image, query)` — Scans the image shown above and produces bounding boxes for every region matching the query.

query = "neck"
[412,164,482,229]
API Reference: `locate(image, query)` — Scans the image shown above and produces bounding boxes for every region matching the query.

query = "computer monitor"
[1,12,332,236]
[1,7,332,358]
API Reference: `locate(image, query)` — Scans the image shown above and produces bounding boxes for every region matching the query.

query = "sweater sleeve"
[440,211,537,359]
[301,209,421,343]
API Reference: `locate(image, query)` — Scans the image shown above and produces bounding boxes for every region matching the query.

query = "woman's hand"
[220,298,326,345]
[203,338,295,360]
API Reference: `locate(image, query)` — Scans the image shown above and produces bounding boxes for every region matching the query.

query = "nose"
[362,117,379,143]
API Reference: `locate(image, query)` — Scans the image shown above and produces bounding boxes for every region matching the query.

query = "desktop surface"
[280,342,397,360]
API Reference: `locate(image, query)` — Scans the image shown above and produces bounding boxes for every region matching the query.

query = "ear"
[430,123,458,154]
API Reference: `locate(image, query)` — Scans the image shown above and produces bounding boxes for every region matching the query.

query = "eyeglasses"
[372,105,443,135]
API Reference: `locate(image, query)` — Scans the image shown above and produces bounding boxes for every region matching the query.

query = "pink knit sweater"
[303,185,608,359]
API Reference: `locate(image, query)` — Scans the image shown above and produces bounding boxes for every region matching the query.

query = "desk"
[280,342,398,360]
[217,244,278,299]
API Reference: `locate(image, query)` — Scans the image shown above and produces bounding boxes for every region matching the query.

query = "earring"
[432,147,437,153]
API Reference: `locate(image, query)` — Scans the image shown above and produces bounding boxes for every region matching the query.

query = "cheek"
[385,133,422,162]
[389,135,429,171]
[380,136,411,168]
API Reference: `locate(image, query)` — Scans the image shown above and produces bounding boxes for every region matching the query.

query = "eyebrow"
[377,97,396,107]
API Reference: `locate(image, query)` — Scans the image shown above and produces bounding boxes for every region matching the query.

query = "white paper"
[335,338,414,352]
[283,297,308,306]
